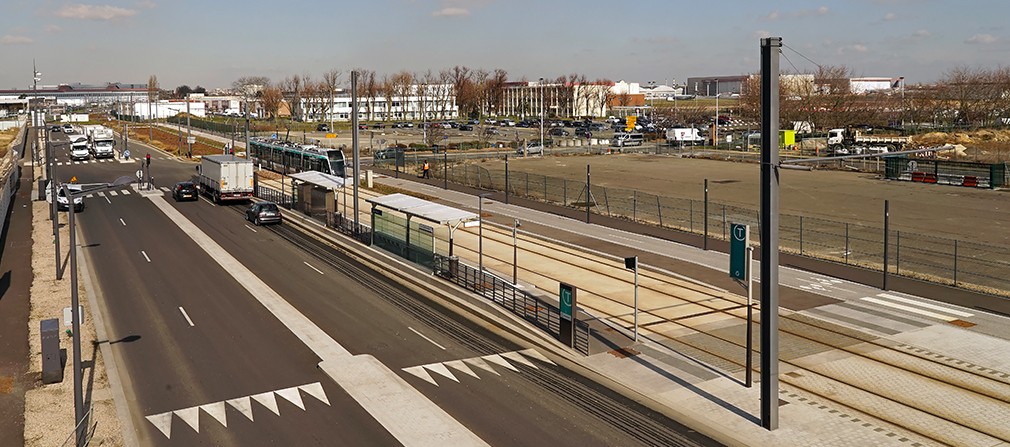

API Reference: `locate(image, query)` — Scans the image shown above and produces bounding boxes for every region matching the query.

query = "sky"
[1,0,1007,90]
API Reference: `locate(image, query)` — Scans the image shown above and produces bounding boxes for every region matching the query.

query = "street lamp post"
[512,219,520,284]
[478,193,490,272]
[63,176,135,447]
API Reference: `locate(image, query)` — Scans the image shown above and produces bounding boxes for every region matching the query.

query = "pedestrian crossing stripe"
[145,381,329,439]
[402,349,554,386]
[860,293,973,322]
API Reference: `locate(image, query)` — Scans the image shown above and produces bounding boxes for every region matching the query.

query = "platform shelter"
[366,193,478,269]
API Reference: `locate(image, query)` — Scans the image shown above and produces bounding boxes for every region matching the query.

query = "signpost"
[729,223,754,388]
[559,282,577,348]
[625,256,639,341]
[625,116,637,132]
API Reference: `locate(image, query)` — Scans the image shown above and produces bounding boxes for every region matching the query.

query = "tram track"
[451,221,1010,446]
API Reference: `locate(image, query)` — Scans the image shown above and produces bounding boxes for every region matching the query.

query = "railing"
[441,162,1010,296]
[434,254,590,355]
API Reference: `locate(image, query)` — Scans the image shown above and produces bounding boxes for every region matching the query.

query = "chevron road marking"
[403,349,555,387]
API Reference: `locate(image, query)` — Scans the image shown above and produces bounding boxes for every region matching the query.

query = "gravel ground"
[25,186,124,445]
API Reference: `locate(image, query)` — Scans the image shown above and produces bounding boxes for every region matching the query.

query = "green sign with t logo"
[730,223,749,280]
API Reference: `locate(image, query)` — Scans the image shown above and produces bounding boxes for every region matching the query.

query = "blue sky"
[1,0,1007,90]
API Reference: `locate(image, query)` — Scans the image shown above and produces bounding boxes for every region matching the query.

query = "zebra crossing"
[804,291,976,336]
[82,186,171,199]
[401,348,555,386]
[55,156,168,166]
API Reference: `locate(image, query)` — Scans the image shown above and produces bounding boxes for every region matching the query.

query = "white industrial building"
[499,81,612,118]
[296,84,458,122]
[117,100,206,119]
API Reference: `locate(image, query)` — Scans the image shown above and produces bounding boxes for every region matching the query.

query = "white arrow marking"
[174,406,200,433]
[501,351,537,369]
[519,348,556,366]
[226,397,254,422]
[145,412,173,439]
[402,365,438,386]
[201,402,227,427]
[463,357,500,375]
[482,354,519,372]
[251,391,280,416]
[275,386,306,410]
[423,362,459,383]
[298,382,330,406]
[444,360,479,379]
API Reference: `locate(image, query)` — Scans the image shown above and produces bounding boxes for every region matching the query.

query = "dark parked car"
[459,124,473,131]
[246,201,282,226]
[574,129,592,138]
[50,125,61,132]
[371,123,385,129]
[548,128,570,136]
[172,181,197,202]
[373,147,404,160]
[316,123,330,132]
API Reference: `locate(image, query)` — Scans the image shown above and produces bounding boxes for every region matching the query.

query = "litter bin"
[448,256,459,279]
[41,318,63,384]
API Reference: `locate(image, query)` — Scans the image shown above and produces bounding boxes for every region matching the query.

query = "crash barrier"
[885,157,1005,189]
[440,163,1010,296]
[433,254,591,355]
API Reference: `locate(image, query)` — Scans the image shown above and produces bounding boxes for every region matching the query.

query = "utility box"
[41,318,63,384]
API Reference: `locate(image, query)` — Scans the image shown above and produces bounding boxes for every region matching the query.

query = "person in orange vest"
[422,160,431,178]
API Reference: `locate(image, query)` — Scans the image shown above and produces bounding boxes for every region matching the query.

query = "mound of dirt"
[912,129,1010,146]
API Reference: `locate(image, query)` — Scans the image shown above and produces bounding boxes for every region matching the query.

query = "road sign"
[730,223,749,280]
[560,282,576,321]
[135,169,142,180]
[187,137,196,144]
[625,116,637,132]
[325,133,336,138]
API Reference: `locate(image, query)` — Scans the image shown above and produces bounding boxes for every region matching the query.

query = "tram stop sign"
[559,282,576,321]
[729,223,749,280]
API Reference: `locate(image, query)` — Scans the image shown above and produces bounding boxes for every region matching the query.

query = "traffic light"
[145,153,151,167]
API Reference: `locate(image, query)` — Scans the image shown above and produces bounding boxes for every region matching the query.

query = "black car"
[459,124,473,131]
[574,129,592,138]
[316,123,330,132]
[246,201,282,226]
[50,125,61,132]
[172,181,198,202]
[548,128,570,137]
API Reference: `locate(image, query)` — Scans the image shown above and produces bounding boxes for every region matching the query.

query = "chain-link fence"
[438,163,1010,296]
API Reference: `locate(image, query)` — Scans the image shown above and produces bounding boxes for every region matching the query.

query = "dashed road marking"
[408,326,445,350]
[178,307,194,327]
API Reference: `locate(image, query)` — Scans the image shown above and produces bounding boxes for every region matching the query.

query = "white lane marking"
[408,326,446,350]
[245,225,257,233]
[178,307,195,327]
[145,195,487,446]
[876,293,974,318]
[119,218,126,226]
[141,250,151,263]
[303,261,324,275]
[104,195,112,204]
[108,190,119,196]
[200,196,217,206]
[862,297,958,321]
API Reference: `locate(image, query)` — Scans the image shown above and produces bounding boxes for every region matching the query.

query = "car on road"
[50,125,61,133]
[574,129,592,138]
[483,127,500,136]
[548,128,570,137]
[459,124,473,131]
[172,181,197,202]
[373,147,403,160]
[516,143,544,156]
[45,181,84,212]
[246,201,282,226]
[62,124,74,133]
[316,123,330,132]
[371,123,385,129]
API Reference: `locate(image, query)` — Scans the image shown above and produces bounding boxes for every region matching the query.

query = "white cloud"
[912,29,930,38]
[432,7,469,17]
[56,4,138,21]
[45,24,63,33]
[753,30,771,39]
[965,34,997,44]
[796,6,829,17]
[0,35,33,45]
[766,11,780,20]
[836,43,869,55]
[883,12,896,21]
[137,0,156,8]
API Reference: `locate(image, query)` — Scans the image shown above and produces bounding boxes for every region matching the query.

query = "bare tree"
[321,69,343,124]
[232,76,270,116]
[380,74,396,122]
[147,74,158,119]
[594,79,616,117]
[391,71,414,120]
[260,86,284,120]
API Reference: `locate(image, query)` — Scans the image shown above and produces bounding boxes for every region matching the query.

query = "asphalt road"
[50,130,718,446]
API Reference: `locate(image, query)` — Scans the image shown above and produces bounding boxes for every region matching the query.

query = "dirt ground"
[481,153,1010,245]
[25,182,124,445]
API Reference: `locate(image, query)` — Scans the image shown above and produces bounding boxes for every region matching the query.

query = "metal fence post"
[657,196,663,227]
[896,230,900,274]
[845,223,850,264]
[704,178,709,250]
[526,172,530,197]
[633,190,637,221]
[690,200,694,233]
[604,188,610,216]
[722,205,727,240]
[953,239,958,286]
[799,216,804,255]
[883,200,889,291]
[563,179,567,205]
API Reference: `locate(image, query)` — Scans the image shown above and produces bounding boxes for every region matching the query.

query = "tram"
[248,137,347,177]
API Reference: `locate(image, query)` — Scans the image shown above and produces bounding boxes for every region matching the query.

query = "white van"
[610,132,644,147]
[44,181,84,212]
[69,135,90,160]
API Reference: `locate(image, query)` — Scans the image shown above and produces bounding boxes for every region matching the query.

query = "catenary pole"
[759,36,782,431]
